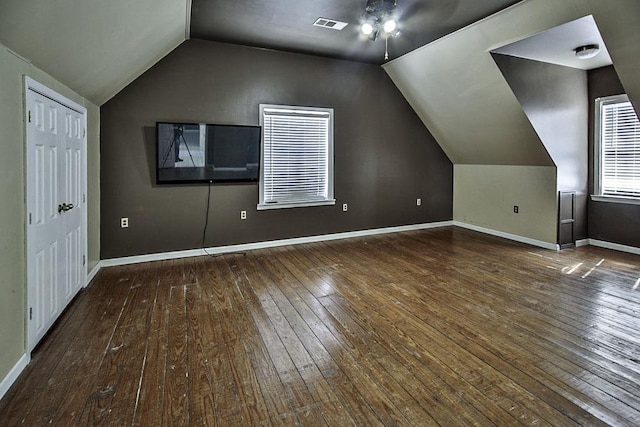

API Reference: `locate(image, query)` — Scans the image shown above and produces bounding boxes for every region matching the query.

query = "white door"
[25,78,87,351]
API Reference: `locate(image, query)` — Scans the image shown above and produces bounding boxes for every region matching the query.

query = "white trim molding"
[0,353,29,401]
[87,262,102,287]
[89,223,640,285]
[101,221,454,267]
[453,221,559,251]
[576,239,590,248]
[591,195,640,206]
[588,239,640,256]
[24,77,86,113]
[185,0,192,39]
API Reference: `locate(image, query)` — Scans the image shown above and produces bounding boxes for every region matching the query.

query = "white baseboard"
[86,262,102,287]
[101,221,454,267]
[588,239,640,256]
[576,239,590,248]
[86,224,640,275]
[453,221,559,250]
[0,353,29,402]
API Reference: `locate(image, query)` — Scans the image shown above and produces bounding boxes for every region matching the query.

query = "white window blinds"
[259,105,335,209]
[599,96,640,198]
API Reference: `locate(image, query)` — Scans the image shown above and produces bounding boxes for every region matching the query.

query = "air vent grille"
[313,18,348,30]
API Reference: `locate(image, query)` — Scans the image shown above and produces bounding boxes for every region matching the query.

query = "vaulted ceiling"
[1,0,639,169]
[0,0,521,105]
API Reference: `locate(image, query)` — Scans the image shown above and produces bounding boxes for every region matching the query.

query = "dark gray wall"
[492,54,589,241]
[588,66,640,247]
[100,39,452,258]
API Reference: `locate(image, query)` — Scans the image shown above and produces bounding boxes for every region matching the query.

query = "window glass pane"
[259,105,334,208]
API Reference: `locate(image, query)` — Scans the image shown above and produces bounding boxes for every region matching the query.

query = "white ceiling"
[0,0,189,105]
[492,15,612,71]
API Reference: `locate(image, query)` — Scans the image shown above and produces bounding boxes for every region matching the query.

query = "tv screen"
[156,122,261,184]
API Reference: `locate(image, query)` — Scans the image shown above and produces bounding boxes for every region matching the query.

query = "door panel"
[33,250,46,341]
[48,242,59,319]
[26,82,86,351]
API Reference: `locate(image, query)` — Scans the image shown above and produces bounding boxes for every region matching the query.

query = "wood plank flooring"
[1,227,640,426]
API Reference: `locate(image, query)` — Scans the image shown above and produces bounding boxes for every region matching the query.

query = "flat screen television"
[156,122,261,184]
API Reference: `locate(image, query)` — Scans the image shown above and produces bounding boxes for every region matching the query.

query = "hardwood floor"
[1,227,640,426]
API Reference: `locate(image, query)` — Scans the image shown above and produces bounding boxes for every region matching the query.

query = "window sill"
[591,195,640,206]
[257,199,336,210]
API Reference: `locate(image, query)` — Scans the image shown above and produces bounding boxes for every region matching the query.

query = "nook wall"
[492,54,588,241]
[454,165,558,244]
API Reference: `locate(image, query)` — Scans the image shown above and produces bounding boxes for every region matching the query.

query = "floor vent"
[313,18,348,30]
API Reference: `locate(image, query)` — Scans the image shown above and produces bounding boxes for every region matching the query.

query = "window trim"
[591,194,640,206]
[592,94,640,204]
[257,104,335,210]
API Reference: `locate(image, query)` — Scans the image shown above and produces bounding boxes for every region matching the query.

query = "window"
[258,104,335,210]
[594,94,640,202]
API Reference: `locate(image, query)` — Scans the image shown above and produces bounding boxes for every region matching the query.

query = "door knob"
[58,203,74,213]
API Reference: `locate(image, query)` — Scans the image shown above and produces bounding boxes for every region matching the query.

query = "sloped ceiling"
[0,0,189,105]
[383,0,640,165]
[190,0,521,65]
[0,0,522,106]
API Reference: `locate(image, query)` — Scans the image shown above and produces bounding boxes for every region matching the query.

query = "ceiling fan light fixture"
[361,0,399,59]
[575,44,600,59]
[382,18,397,34]
[361,22,374,36]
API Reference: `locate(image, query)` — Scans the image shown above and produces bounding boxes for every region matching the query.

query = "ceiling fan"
[360,0,400,60]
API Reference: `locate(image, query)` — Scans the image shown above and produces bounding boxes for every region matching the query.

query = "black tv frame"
[155,121,261,185]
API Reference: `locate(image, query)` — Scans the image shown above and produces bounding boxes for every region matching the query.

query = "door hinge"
[29,212,32,225]
[83,193,86,203]
[28,110,32,123]
[83,128,86,138]
[83,255,86,266]
[29,307,33,320]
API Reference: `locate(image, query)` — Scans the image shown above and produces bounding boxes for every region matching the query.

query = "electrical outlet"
[513,206,519,214]
[240,210,247,220]
[121,217,129,228]
[342,203,348,212]
[416,198,422,206]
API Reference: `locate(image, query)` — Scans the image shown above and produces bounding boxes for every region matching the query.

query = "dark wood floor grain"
[1,227,640,426]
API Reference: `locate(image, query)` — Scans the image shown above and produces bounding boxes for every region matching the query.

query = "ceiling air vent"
[313,18,348,30]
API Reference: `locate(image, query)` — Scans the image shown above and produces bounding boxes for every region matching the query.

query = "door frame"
[24,76,88,352]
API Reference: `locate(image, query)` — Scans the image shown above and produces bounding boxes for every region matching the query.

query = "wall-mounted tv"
[156,122,261,184]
